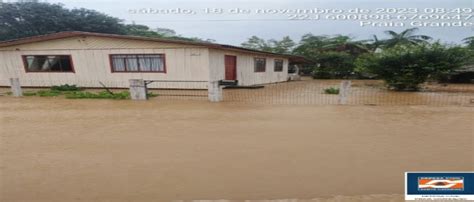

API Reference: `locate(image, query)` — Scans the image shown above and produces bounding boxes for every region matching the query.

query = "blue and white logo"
[406,172,474,200]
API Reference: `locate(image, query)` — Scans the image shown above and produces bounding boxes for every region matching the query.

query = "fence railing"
[3,77,474,106]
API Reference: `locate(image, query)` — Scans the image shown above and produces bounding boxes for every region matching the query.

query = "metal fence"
[2,77,474,106]
[221,79,474,105]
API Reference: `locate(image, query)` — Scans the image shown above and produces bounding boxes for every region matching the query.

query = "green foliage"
[124,24,164,38]
[0,2,126,41]
[50,84,80,91]
[36,90,62,97]
[122,24,215,42]
[23,91,37,96]
[241,36,295,54]
[147,92,159,98]
[65,91,130,99]
[269,36,296,54]
[355,43,470,91]
[293,34,370,59]
[380,28,432,48]
[463,36,474,50]
[291,34,371,78]
[323,87,340,94]
[311,52,355,79]
[0,2,213,42]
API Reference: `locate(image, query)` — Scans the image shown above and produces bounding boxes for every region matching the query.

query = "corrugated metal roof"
[0,31,310,62]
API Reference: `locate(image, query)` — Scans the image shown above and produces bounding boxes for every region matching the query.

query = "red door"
[225,55,237,80]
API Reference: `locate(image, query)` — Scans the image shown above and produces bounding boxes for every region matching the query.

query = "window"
[274,59,284,72]
[110,54,166,72]
[23,55,73,72]
[254,57,266,72]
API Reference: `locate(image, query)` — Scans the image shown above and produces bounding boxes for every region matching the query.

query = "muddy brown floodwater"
[0,97,473,202]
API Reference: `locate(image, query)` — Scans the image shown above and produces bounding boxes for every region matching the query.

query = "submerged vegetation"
[65,91,131,100]
[16,84,132,99]
[15,84,159,100]
[323,87,340,95]
[51,84,81,91]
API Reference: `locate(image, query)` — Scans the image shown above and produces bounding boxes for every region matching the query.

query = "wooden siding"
[209,49,289,86]
[0,36,210,89]
[0,36,290,89]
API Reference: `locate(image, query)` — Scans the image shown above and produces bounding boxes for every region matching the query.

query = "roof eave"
[0,31,309,61]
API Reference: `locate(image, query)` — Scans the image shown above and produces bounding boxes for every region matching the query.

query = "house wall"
[0,36,210,89]
[208,49,289,86]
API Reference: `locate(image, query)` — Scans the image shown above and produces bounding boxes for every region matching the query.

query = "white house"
[0,31,305,89]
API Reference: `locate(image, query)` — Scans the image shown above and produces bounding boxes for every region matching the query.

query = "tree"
[0,2,126,40]
[321,35,370,56]
[292,34,330,58]
[356,43,469,91]
[241,36,272,51]
[463,36,474,50]
[241,36,295,54]
[292,34,368,78]
[155,28,177,37]
[0,2,214,42]
[382,28,432,48]
[311,51,355,79]
[366,35,383,53]
[124,24,164,38]
[268,36,296,54]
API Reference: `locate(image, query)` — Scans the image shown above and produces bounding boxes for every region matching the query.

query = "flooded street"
[0,97,473,202]
[221,79,474,105]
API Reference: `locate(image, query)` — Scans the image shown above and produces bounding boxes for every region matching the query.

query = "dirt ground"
[0,97,473,202]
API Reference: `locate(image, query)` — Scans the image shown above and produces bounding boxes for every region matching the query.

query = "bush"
[51,84,81,91]
[324,87,340,94]
[355,44,470,91]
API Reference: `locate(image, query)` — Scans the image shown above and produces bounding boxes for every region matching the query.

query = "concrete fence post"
[208,81,223,102]
[129,79,148,101]
[338,80,351,105]
[9,78,22,97]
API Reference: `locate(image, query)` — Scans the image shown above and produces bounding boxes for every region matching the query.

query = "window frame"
[22,55,75,73]
[109,54,167,73]
[274,59,284,72]
[254,57,266,73]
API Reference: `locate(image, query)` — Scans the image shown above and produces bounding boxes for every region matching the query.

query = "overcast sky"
[46,0,473,45]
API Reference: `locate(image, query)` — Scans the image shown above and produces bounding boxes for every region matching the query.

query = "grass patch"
[323,87,340,95]
[23,91,37,96]
[51,84,81,91]
[37,90,62,97]
[65,91,130,100]
[147,92,159,98]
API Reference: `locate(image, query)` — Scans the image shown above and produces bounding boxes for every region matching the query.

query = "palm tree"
[382,28,432,48]
[367,35,383,52]
[463,36,474,49]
